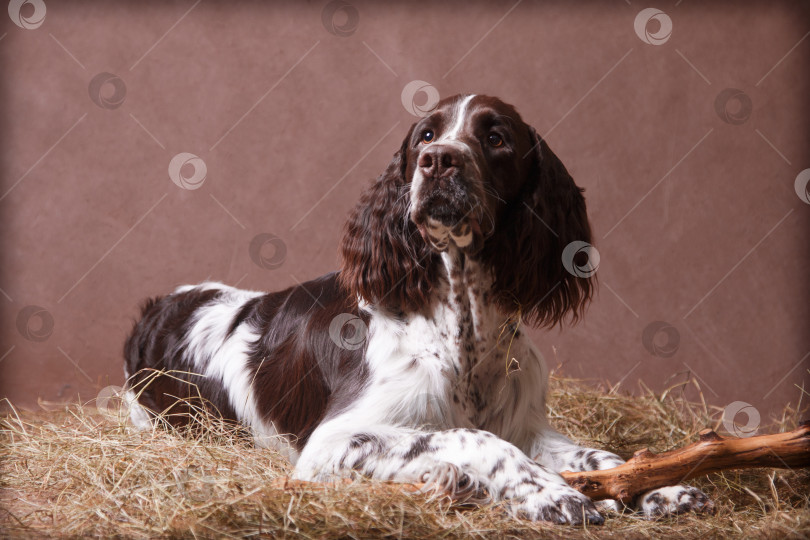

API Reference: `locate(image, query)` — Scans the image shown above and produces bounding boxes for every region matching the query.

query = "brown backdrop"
[2,1,808,432]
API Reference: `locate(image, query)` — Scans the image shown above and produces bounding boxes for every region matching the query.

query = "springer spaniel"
[124,95,712,524]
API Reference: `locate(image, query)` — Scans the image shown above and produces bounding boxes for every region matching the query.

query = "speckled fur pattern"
[292,253,711,522]
[291,253,602,524]
[124,94,712,524]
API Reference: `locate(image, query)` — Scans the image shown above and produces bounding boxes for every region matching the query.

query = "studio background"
[1,0,808,429]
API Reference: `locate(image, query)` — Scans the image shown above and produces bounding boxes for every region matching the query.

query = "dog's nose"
[418,145,462,178]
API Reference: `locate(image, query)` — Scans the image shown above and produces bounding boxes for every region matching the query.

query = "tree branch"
[272,421,810,503]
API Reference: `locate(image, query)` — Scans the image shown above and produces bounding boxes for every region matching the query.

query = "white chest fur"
[355,249,549,451]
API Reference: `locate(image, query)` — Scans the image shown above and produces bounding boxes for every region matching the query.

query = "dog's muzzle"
[412,143,485,254]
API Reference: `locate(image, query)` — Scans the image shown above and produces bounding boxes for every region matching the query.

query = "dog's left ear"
[483,127,596,327]
[339,124,440,313]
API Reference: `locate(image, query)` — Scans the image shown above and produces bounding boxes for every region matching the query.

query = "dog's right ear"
[481,126,595,328]
[339,124,439,313]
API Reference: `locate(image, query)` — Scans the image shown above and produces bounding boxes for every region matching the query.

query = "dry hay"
[1,375,808,539]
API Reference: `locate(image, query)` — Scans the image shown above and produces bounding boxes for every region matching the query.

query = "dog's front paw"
[595,498,622,514]
[418,462,489,504]
[511,485,604,525]
[638,485,714,518]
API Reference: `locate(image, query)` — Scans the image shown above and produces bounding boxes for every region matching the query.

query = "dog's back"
[122,273,365,459]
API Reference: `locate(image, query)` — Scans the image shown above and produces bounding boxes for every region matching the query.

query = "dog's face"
[405,95,536,254]
[341,93,593,326]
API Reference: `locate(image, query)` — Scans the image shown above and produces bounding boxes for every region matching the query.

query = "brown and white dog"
[124,95,712,524]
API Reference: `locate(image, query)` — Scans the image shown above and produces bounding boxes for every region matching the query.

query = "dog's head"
[341,94,594,327]
[407,95,536,255]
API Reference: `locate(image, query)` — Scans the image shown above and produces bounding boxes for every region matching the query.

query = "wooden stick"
[272,421,810,504]
[561,420,810,503]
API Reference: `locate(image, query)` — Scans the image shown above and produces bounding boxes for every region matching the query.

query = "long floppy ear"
[483,127,595,328]
[339,126,439,313]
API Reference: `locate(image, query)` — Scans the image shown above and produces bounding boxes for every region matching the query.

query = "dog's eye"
[487,133,504,147]
[421,130,435,144]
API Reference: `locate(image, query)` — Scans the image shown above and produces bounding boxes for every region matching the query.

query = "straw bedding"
[1,375,808,539]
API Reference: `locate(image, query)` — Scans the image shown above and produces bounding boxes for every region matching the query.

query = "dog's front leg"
[531,426,714,517]
[294,422,603,525]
